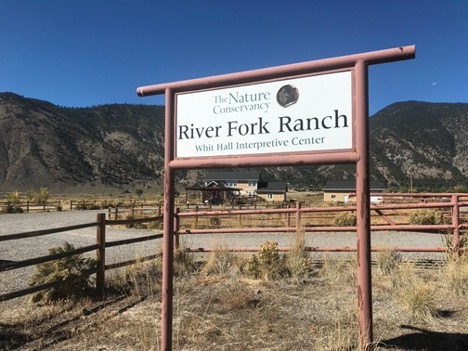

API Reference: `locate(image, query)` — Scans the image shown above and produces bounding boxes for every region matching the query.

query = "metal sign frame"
[137,45,415,351]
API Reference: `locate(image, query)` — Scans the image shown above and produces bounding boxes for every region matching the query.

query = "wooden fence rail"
[1,200,63,213]
[1,200,165,213]
[0,214,162,302]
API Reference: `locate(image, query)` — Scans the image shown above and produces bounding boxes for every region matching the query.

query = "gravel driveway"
[1,210,448,298]
[1,210,160,297]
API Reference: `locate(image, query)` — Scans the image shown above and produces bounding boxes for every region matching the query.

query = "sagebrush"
[29,242,96,303]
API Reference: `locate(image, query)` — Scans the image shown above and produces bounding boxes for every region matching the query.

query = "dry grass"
[395,271,440,322]
[375,249,402,275]
[441,251,468,296]
[179,212,291,230]
[284,229,314,283]
[201,239,240,276]
[2,249,468,350]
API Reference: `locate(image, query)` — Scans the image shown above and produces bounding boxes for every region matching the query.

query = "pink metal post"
[354,59,373,347]
[161,88,175,351]
[451,194,460,253]
[137,45,415,351]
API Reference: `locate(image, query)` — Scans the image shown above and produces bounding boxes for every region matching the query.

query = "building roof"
[256,181,288,194]
[203,171,261,182]
[322,180,385,192]
[185,181,241,191]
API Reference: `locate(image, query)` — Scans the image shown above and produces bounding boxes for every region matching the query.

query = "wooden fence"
[1,192,467,302]
[0,214,162,302]
[0,200,164,213]
[1,200,63,213]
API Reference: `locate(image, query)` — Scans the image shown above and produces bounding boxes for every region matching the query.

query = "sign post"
[137,45,415,351]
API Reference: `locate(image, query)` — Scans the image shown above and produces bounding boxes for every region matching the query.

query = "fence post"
[451,194,460,255]
[26,201,30,213]
[195,206,199,229]
[295,202,302,231]
[70,200,73,211]
[238,206,242,227]
[96,213,106,295]
[174,208,180,249]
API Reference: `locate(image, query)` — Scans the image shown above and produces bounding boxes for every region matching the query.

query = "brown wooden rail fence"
[1,200,164,213]
[0,214,162,302]
[1,193,467,302]
[1,200,64,213]
[107,205,162,220]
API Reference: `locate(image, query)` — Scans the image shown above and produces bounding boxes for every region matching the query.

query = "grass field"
[1,238,467,351]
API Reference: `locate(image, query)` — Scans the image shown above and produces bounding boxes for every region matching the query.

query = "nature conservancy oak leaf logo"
[276,84,299,107]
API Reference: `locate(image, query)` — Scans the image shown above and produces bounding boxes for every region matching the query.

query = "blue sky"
[1,0,467,115]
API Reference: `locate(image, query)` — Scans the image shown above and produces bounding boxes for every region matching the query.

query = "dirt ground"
[1,253,468,351]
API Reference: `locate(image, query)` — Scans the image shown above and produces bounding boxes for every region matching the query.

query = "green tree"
[452,185,468,193]
[7,191,20,203]
[38,187,49,204]
[26,189,35,202]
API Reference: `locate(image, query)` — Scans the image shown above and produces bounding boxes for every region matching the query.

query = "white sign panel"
[175,70,352,158]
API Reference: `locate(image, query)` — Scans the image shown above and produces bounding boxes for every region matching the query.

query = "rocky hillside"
[315,101,468,190]
[1,93,467,193]
[369,101,468,189]
[0,93,165,193]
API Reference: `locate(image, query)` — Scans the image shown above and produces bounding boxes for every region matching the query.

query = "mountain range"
[1,92,467,194]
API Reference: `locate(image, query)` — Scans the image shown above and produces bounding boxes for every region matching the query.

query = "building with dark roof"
[256,181,288,202]
[185,171,287,204]
[203,171,262,197]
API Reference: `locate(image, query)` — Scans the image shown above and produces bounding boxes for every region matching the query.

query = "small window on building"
[331,194,336,200]
[267,194,273,199]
